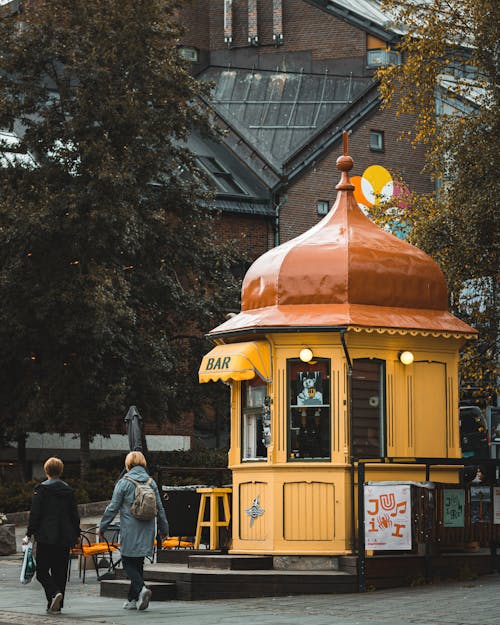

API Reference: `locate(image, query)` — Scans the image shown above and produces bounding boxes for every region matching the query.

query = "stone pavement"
[1,521,499,625]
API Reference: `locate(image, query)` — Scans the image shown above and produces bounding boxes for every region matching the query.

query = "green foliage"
[377,0,499,404]
[150,448,229,468]
[89,448,230,486]
[0,480,39,514]
[0,0,242,469]
[89,448,229,474]
[0,449,230,512]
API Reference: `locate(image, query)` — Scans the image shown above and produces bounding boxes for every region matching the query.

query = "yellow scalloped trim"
[347,326,475,339]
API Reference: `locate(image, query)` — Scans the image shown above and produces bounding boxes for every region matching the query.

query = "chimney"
[272,0,284,45]
[224,0,233,46]
[248,0,258,45]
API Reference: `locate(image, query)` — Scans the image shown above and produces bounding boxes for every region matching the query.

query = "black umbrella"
[124,405,143,452]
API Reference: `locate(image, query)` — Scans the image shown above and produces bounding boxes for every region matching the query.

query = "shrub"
[0,449,230,512]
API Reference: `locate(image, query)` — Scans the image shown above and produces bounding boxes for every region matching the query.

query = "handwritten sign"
[443,489,465,527]
[364,484,412,550]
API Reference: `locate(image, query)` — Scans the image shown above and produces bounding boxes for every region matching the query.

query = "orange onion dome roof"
[209,135,475,338]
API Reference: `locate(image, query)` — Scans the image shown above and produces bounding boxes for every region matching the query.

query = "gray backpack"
[124,476,157,521]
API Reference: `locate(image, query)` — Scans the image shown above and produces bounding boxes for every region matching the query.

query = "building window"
[370,131,384,152]
[367,49,401,68]
[178,46,199,63]
[317,200,330,216]
[351,358,385,459]
[197,156,246,195]
[288,358,331,461]
[241,377,267,461]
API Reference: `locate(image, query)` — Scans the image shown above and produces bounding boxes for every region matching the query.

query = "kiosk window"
[241,377,267,461]
[351,358,385,459]
[287,358,331,461]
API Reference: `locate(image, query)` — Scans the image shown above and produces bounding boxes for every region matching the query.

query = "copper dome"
[210,135,475,337]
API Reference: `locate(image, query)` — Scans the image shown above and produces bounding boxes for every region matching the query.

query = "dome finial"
[335,130,354,190]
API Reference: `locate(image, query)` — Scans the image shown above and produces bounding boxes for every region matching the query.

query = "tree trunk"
[80,430,91,479]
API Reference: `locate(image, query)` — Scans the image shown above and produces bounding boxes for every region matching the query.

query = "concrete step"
[100,579,176,601]
[188,555,273,570]
[157,548,221,564]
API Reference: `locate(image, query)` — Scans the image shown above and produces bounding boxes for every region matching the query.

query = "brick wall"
[178,0,210,50]
[178,1,434,255]
[213,212,274,258]
[183,0,365,61]
[280,103,433,243]
[274,0,365,61]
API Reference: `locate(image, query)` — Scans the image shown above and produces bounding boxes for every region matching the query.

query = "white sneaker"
[137,586,152,611]
[123,600,137,610]
[123,599,137,610]
[48,593,63,613]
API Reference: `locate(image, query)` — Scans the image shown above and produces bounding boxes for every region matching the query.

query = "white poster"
[364,484,412,550]
[493,487,500,525]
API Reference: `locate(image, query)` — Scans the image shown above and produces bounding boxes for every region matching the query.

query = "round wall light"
[399,350,414,365]
[299,348,314,363]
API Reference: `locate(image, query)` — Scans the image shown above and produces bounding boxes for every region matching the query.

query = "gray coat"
[99,465,169,558]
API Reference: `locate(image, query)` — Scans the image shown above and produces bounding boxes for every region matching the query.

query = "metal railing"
[356,457,500,592]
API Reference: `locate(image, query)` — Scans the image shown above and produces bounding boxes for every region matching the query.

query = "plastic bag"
[20,540,36,584]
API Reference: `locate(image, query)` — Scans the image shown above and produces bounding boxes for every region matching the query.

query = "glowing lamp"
[399,350,414,365]
[299,348,314,363]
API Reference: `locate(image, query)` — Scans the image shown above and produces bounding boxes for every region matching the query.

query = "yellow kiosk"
[199,134,476,556]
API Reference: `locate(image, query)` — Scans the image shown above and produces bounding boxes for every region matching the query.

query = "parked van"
[459,405,490,459]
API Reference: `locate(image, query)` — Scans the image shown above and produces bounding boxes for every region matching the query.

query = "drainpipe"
[340,329,355,552]
[272,193,287,248]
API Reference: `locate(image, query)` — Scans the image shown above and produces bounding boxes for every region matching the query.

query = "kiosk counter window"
[241,376,267,461]
[287,358,331,461]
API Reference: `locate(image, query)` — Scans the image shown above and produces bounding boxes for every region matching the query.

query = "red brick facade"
[179,0,434,253]
[213,212,274,259]
[182,0,365,59]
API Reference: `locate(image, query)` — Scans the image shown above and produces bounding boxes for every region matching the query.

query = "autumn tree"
[375,0,499,405]
[0,0,241,476]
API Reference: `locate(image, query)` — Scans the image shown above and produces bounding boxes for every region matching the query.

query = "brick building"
[178,0,433,261]
[0,1,437,464]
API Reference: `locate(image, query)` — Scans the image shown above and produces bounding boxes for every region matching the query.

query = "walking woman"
[25,457,80,614]
[99,451,169,611]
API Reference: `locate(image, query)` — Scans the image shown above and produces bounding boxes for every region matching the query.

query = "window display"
[288,358,331,460]
[242,377,268,461]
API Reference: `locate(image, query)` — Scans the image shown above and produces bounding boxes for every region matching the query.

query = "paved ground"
[1,523,499,625]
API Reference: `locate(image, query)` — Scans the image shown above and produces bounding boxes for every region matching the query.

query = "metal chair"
[69,525,120,583]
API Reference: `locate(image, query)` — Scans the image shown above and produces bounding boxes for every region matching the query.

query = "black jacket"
[27,478,80,546]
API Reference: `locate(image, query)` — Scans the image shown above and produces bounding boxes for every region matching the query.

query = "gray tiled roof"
[315,0,404,37]
[186,130,272,216]
[203,67,371,171]
[213,198,274,217]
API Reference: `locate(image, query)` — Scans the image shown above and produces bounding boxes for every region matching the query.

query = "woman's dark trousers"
[122,555,145,601]
[35,542,70,607]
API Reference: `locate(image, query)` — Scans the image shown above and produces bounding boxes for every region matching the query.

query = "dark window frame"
[369,130,384,152]
[317,199,330,216]
[351,358,386,460]
[241,377,268,462]
[287,358,331,462]
[197,155,247,195]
